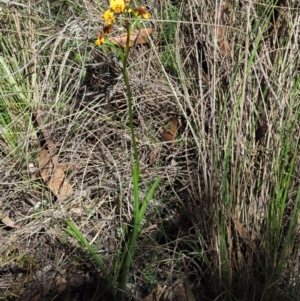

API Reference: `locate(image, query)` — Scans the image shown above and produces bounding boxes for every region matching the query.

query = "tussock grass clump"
[0,0,300,300]
[172,0,300,299]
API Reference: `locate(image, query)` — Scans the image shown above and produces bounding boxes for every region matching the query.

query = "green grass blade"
[138,178,161,223]
[64,220,117,301]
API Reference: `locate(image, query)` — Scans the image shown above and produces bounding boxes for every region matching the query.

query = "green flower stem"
[118,20,161,300]
[66,16,160,301]
[123,21,139,171]
[118,20,140,300]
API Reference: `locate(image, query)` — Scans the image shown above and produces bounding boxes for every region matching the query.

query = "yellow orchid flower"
[103,9,115,26]
[134,6,151,19]
[110,0,125,14]
[95,37,105,46]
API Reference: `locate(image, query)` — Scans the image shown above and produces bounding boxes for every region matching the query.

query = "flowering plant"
[93,2,159,300]
[95,0,151,46]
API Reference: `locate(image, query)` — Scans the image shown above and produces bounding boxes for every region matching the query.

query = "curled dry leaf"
[149,148,159,165]
[39,148,73,201]
[0,210,19,228]
[33,112,73,201]
[28,162,38,180]
[210,1,232,56]
[143,285,164,301]
[70,207,82,217]
[161,116,179,146]
[55,274,67,293]
[227,208,258,254]
[219,39,231,55]
[109,28,153,48]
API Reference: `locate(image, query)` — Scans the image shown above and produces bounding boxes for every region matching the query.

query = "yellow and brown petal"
[103,9,115,26]
[95,37,105,46]
[134,6,151,19]
[102,25,113,35]
[110,0,125,14]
